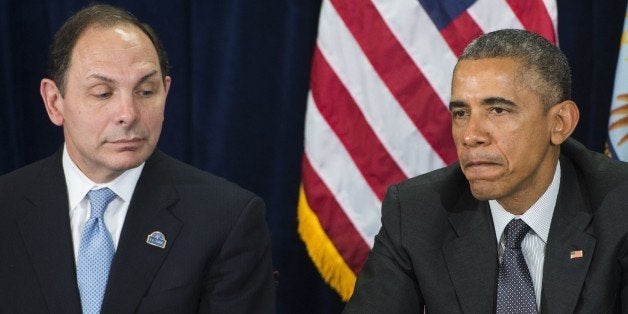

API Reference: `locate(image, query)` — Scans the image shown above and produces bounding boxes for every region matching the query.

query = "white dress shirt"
[62,145,144,262]
[490,161,561,311]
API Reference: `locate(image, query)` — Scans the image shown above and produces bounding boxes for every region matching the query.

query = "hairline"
[455,57,559,113]
[50,5,169,96]
[453,56,555,113]
[455,29,571,112]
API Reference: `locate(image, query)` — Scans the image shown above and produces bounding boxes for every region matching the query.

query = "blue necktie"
[77,188,117,314]
[496,218,537,313]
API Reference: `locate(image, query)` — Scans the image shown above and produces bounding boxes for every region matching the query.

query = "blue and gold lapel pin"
[146,231,167,249]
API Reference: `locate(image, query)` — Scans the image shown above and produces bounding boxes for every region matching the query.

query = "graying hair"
[458,29,571,110]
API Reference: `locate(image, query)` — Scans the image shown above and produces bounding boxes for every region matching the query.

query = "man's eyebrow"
[448,100,466,111]
[483,97,516,107]
[136,70,159,87]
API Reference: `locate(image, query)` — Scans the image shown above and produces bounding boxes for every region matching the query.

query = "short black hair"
[458,29,571,110]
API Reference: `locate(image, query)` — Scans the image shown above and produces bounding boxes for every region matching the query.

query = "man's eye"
[452,110,467,118]
[95,92,112,99]
[490,107,506,114]
[138,90,154,97]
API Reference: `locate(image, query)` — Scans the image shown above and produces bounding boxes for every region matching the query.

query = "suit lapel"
[442,192,498,313]
[541,158,595,313]
[17,152,82,313]
[101,152,182,313]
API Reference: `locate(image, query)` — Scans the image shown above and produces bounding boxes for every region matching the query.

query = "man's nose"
[462,113,489,147]
[115,93,138,125]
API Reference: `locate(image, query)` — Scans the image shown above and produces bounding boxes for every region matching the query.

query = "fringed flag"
[608,7,628,161]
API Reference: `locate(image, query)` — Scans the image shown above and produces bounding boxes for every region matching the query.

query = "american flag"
[298,0,557,301]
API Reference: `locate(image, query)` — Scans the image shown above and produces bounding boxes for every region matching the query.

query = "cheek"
[494,139,520,167]
[451,124,466,145]
[66,110,98,133]
[150,109,165,125]
[138,102,164,117]
[141,107,165,130]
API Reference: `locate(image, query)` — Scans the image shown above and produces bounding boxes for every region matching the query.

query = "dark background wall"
[0,0,626,312]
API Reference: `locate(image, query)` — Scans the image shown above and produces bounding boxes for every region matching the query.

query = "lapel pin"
[570,250,583,259]
[146,231,167,249]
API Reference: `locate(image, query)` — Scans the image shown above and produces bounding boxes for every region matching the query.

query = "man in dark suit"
[345,29,628,313]
[0,4,275,313]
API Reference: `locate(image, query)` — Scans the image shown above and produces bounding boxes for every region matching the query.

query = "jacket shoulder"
[145,151,259,202]
[561,138,628,203]
[0,154,58,192]
[396,163,468,198]
[388,163,471,216]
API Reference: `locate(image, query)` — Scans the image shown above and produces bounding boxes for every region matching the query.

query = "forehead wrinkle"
[67,25,163,97]
[86,73,116,84]
[84,69,160,89]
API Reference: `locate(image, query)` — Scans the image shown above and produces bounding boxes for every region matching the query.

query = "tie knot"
[503,219,531,249]
[87,188,117,219]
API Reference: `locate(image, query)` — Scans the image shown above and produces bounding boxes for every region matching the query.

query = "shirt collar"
[62,144,145,208]
[490,161,561,244]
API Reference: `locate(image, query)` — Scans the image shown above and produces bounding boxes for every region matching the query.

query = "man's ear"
[549,100,579,145]
[164,76,172,96]
[40,78,64,126]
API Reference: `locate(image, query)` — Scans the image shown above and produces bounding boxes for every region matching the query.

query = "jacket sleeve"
[198,196,276,314]
[344,184,424,313]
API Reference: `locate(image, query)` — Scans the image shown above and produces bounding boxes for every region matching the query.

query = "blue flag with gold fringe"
[608,7,628,161]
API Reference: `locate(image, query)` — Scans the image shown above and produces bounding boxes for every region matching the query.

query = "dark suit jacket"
[345,138,628,313]
[0,149,276,313]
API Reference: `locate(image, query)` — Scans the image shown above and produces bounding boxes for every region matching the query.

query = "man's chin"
[108,150,153,171]
[468,183,502,201]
